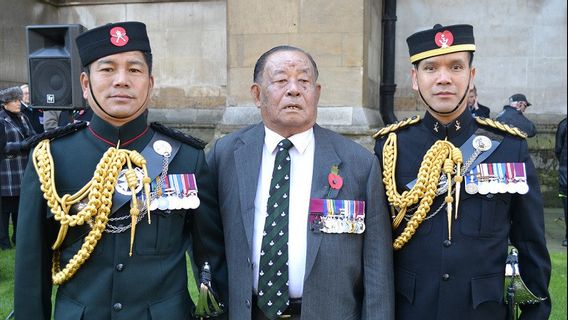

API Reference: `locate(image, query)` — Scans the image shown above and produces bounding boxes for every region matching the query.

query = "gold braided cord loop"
[372,115,421,139]
[475,117,528,138]
[382,133,462,250]
[32,139,152,285]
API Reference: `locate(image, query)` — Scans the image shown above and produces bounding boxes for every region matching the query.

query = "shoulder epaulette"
[372,115,421,139]
[23,121,88,151]
[150,122,207,149]
[475,117,528,139]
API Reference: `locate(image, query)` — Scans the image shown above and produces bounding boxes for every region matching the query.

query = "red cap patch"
[110,26,129,47]
[434,30,454,48]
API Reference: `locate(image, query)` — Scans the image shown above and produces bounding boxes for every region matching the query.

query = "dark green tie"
[258,138,293,319]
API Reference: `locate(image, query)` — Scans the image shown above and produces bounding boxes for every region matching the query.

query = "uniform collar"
[422,108,474,140]
[88,112,149,147]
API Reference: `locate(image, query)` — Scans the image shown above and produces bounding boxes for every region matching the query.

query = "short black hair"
[84,51,153,75]
[253,45,319,83]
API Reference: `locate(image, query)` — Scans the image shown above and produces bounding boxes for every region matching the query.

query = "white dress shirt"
[252,126,314,298]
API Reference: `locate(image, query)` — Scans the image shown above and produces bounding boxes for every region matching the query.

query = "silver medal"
[149,197,159,211]
[187,193,200,209]
[472,135,492,151]
[465,183,478,194]
[174,196,183,210]
[506,181,517,194]
[158,197,169,210]
[167,195,177,210]
[477,181,490,195]
[356,219,366,234]
[153,140,172,156]
[517,182,529,194]
[181,197,192,210]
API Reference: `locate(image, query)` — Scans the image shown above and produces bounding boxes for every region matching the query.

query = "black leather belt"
[252,295,302,319]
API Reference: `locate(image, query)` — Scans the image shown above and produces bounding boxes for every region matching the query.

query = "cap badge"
[110,26,129,47]
[435,30,454,48]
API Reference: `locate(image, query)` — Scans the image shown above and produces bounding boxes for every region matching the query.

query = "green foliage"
[1,235,566,319]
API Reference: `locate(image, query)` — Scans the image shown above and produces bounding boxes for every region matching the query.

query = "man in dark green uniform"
[15,21,227,319]
[373,24,550,319]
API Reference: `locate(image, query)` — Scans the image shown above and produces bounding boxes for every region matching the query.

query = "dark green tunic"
[14,113,227,319]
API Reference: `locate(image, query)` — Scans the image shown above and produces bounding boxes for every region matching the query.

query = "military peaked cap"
[407,24,475,63]
[76,21,151,67]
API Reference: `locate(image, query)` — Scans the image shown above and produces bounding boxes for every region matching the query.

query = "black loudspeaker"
[26,24,86,110]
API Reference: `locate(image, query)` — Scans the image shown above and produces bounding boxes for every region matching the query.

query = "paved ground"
[544,207,566,253]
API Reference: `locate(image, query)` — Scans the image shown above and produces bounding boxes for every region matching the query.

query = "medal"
[185,174,200,209]
[514,163,529,194]
[115,167,144,196]
[477,164,490,195]
[486,163,499,193]
[187,191,201,209]
[157,197,169,210]
[149,197,159,211]
[495,163,507,193]
[181,196,192,210]
[153,140,172,156]
[505,162,517,193]
[473,135,492,152]
[465,167,478,194]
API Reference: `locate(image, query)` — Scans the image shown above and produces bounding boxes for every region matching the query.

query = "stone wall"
[394,0,567,119]
[224,0,381,129]
[0,0,565,207]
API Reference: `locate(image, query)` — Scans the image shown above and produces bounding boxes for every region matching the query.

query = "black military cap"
[0,86,23,105]
[509,93,532,106]
[406,24,475,63]
[76,21,151,67]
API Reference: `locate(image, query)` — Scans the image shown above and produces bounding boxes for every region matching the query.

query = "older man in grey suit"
[207,45,394,319]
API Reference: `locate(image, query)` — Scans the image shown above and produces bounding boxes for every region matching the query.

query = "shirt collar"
[422,108,474,140]
[264,126,314,155]
[88,111,149,147]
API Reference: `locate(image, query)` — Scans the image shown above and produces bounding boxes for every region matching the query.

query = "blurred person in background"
[0,86,36,249]
[496,93,536,137]
[19,84,44,134]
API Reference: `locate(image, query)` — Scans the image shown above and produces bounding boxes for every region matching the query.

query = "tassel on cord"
[194,262,224,319]
[443,157,454,241]
[452,147,463,219]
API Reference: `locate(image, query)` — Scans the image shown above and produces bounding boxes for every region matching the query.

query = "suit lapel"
[304,125,342,279]
[234,123,265,249]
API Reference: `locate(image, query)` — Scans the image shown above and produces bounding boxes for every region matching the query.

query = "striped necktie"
[257,138,293,319]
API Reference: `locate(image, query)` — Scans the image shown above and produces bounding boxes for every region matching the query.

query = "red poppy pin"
[434,30,454,48]
[110,26,129,47]
[328,165,343,190]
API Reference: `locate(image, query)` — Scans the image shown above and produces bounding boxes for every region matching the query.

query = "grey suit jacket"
[207,123,394,319]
